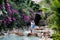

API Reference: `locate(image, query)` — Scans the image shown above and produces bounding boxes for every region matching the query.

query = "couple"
[30,10,42,33]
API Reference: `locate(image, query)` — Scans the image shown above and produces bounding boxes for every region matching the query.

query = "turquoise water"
[0,34,40,40]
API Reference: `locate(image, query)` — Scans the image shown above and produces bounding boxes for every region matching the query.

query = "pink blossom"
[12,9,18,14]
[8,17,12,22]
[9,19,12,22]
[0,5,2,10]
[24,16,30,22]
[13,17,16,21]
[8,9,12,14]
[6,3,11,7]
[6,3,11,9]
[6,3,12,14]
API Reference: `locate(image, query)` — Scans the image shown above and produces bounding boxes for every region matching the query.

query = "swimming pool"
[0,34,40,40]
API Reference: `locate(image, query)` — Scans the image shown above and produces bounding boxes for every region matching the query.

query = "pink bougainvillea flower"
[13,17,16,21]
[6,3,13,14]
[12,9,18,14]
[8,9,12,15]
[24,16,30,22]
[22,14,30,22]
[6,3,11,7]
[8,17,12,22]
[6,3,11,9]
[8,17,11,20]
[0,5,2,10]
[9,19,12,22]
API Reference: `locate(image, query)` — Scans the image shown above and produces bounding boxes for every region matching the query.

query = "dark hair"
[38,10,42,12]
[30,17,34,22]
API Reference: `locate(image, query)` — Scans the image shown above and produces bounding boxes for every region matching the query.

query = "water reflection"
[0,34,40,40]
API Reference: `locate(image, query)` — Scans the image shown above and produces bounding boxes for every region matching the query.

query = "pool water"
[0,34,40,40]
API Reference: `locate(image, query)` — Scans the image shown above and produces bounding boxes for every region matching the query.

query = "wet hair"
[38,10,42,12]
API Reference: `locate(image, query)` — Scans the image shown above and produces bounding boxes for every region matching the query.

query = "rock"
[15,32,24,36]
[37,33,43,37]
[33,33,38,36]
[24,31,31,36]
[34,28,40,30]
[0,33,4,36]
[27,33,38,36]
[34,26,40,30]
[34,26,45,30]
[27,33,32,36]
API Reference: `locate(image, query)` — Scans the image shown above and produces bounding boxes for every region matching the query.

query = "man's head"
[38,10,42,12]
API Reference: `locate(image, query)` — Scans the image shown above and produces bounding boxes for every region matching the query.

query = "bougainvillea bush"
[0,0,20,30]
[0,0,40,30]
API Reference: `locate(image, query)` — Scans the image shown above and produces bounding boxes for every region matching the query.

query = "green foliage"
[44,0,60,40]
[0,0,2,4]
[38,0,60,40]
[52,33,60,40]
[44,0,60,30]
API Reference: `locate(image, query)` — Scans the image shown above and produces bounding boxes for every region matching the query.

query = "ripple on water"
[0,34,40,40]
